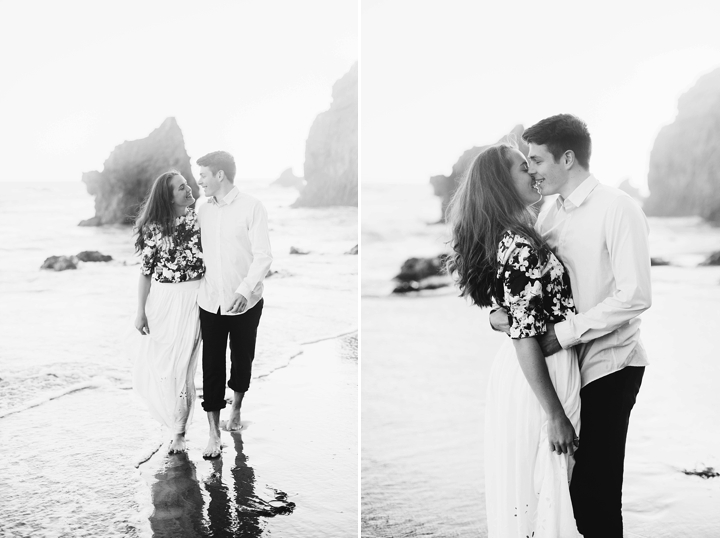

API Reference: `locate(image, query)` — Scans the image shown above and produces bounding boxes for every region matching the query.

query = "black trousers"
[570,365,645,538]
[199,299,264,412]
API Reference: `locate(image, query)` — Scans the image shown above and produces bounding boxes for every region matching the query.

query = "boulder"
[650,257,671,266]
[700,251,720,266]
[430,125,528,222]
[79,117,199,226]
[76,251,113,262]
[293,62,358,207]
[391,254,452,293]
[272,168,305,189]
[617,178,645,203]
[41,256,78,271]
[644,68,720,223]
[289,246,310,255]
[345,244,358,255]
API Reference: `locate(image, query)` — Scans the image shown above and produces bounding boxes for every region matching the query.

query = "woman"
[447,144,581,537]
[132,170,205,454]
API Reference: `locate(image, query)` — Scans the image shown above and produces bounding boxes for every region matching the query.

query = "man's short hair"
[197,151,236,183]
[522,114,592,169]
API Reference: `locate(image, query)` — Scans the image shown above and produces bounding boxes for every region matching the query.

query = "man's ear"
[217,170,225,181]
[564,150,576,169]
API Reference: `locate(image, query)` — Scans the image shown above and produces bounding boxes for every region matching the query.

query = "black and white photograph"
[361,1,720,537]
[0,1,357,537]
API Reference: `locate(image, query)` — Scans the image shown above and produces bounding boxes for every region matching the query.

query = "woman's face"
[169,174,195,209]
[507,148,541,206]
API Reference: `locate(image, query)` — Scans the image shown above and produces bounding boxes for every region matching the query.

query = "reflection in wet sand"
[148,432,295,537]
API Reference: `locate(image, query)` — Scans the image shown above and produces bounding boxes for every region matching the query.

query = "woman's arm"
[512,337,577,455]
[134,274,152,335]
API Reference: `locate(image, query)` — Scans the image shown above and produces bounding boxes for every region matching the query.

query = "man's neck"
[558,169,591,199]
[213,182,235,201]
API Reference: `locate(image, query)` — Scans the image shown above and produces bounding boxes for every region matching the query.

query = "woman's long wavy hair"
[446,144,547,307]
[133,170,182,253]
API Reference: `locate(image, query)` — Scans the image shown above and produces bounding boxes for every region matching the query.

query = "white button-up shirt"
[537,175,651,387]
[197,187,273,316]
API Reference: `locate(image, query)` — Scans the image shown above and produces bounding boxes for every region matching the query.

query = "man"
[490,114,651,537]
[195,150,272,459]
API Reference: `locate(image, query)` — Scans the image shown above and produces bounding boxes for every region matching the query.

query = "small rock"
[391,255,452,294]
[700,251,720,266]
[77,250,113,262]
[41,256,78,271]
[394,255,448,282]
[651,257,670,266]
[290,246,310,255]
[266,269,292,278]
[345,244,358,255]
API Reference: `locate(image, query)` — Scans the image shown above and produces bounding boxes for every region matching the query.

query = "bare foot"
[203,433,222,459]
[168,433,187,454]
[221,415,242,432]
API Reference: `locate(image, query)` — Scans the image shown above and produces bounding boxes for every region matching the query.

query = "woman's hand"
[135,312,150,335]
[547,412,578,456]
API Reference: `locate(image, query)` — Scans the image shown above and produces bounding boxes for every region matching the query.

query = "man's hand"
[227,293,248,314]
[538,324,562,357]
[489,308,511,334]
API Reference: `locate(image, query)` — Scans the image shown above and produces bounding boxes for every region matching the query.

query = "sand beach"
[361,183,720,538]
[0,181,358,537]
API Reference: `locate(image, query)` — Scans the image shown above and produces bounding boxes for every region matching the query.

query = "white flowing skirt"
[129,279,201,434]
[484,339,582,538]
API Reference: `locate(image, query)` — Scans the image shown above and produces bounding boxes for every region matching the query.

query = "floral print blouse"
[140,209,205,283]
[494,231,575,339]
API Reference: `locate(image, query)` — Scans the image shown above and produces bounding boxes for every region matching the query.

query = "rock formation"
[76,251,113,262]
[272,168,305,190]
[41,256,78,271]
[392,255,452,294]
[644,68,720,222]
[79,117,199,226]
[430,125,528,222]
[293,62,358,207]
[617,179,645,203]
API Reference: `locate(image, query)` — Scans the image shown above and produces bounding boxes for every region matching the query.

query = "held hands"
[547,412,579,456]
[135,312,150,335]
[538,324,562,357]
[227,293,248,314]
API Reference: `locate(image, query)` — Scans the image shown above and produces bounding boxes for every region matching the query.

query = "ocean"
[0,180,358,537]
[361,182,720,538]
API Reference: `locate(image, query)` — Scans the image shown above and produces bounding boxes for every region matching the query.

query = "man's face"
[197,166,221,198]
[527,142,568,196]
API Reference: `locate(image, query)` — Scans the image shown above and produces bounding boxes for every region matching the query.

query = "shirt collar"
[210,186,240,207]
[556,174,599,212]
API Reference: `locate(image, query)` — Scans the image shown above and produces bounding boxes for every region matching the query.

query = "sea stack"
[644,68,720,223]
[272,168,305,189]
[430,124,528,222]
[293,62,358,207]
[79,117,199,226]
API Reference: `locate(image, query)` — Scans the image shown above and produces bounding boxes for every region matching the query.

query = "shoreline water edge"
[0,181,358,538]
[361,182,720,538]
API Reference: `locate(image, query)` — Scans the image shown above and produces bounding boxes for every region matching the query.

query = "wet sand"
[362,266,720,538]
[0,181,358,537]
[138,334,358,538]
[0,335,357,538]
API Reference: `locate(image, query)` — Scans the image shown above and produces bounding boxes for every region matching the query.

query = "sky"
[0,0,358,182]
[361,0,720,191]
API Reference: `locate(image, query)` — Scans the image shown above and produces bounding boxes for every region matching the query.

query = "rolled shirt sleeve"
[235,202,273,300]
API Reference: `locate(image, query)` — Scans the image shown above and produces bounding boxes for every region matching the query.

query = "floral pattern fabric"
[494,231,575,339]
[140,209,205,283]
